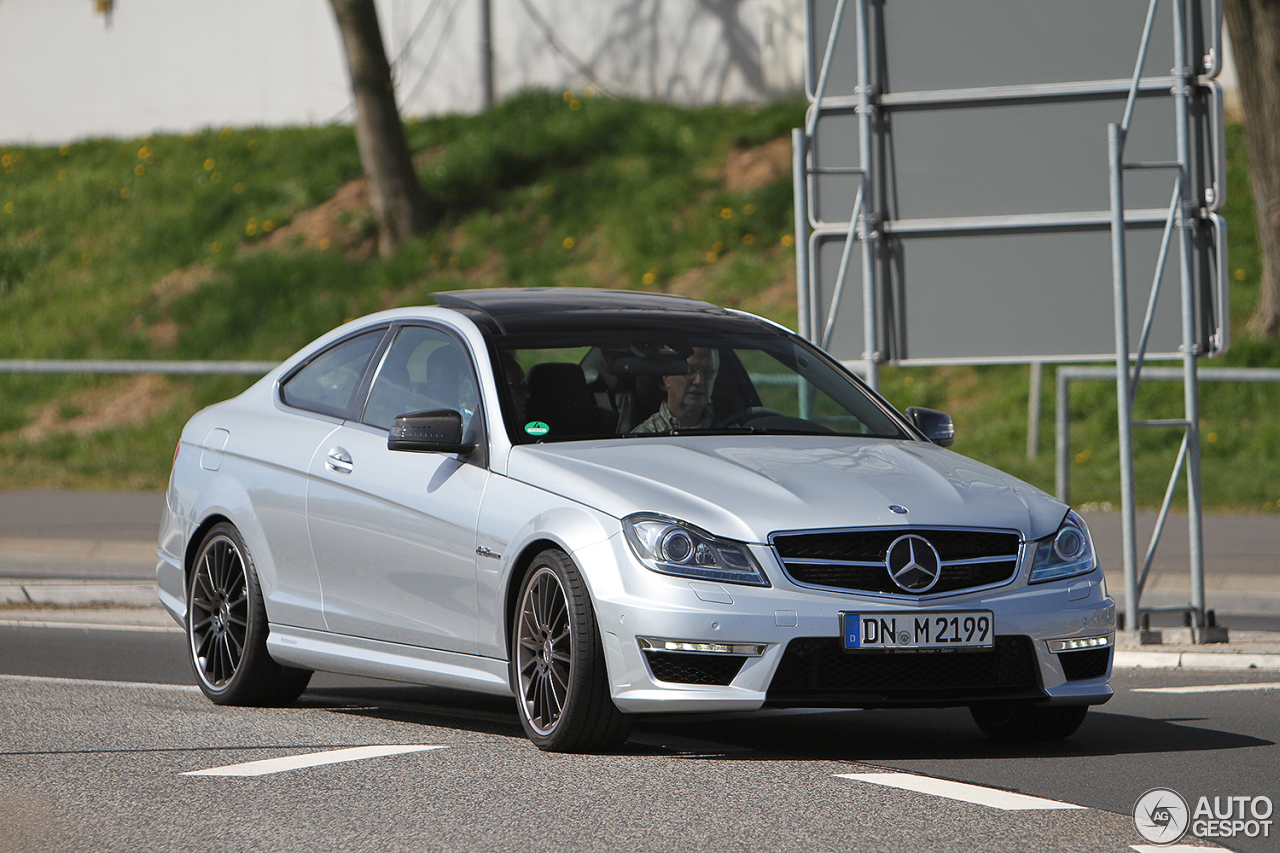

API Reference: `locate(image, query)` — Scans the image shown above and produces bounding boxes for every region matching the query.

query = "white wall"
[5,1,1228,147]
[0,0,805,145]
[0,0,350,144]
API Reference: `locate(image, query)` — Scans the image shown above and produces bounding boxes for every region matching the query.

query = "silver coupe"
[157,288,1114,752]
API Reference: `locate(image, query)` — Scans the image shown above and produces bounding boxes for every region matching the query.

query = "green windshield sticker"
[524,421,550,436]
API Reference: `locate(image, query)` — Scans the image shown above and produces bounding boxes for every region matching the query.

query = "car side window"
[361,326,479,432]
[279,329,384,418]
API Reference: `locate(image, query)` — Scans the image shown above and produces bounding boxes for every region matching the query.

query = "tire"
[510,548,630,752]
[187,522,311,706]
[969,701,1089,742]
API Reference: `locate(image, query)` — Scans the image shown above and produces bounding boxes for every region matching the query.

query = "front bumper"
[577,535,1115,714]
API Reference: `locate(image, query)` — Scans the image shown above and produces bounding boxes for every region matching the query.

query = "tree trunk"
[1224,0,1280,337]
[328,0,434,257]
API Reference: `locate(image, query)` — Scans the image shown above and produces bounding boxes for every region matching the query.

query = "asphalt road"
[3,623,1277,853]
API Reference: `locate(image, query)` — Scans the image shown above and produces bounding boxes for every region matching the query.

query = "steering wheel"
[715,407,785,428]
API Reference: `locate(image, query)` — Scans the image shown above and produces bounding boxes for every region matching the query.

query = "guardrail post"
[1055,369,1070,504]
[1027,360,1043,460]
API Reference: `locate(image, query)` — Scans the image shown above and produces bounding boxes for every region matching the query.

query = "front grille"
[765,635,1043,708]
[644,652,746,686]
[771,528,1021,595]
[1058,647,1111,681]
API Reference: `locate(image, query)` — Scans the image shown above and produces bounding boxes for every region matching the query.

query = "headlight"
[1028,510,1099,584]
[622,513,770,587]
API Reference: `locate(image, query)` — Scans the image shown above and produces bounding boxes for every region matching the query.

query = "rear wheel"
[187,522,311,706]
[969,701,1088,741]
[511,548,630,752]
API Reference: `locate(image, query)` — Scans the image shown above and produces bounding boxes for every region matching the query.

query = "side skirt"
[266,625,513,697]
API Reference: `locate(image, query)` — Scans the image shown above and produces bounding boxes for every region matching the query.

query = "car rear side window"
[280,329,384,418]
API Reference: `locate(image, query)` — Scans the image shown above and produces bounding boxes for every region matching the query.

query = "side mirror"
[905,406,955,447]
[388,410,475,454]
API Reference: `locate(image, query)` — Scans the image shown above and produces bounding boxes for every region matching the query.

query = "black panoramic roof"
[433,287,778,336]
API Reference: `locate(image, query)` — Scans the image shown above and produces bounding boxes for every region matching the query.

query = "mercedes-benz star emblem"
[885,534,943,593]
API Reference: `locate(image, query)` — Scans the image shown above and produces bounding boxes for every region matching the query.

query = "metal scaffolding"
[794,0,1229,642]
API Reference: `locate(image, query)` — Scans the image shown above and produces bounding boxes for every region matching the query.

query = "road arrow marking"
[183,745,446,777]
[836,772,1084,810]
[1132,682,1280,694]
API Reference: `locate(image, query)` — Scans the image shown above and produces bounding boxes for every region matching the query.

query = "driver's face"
[664,347,718,421]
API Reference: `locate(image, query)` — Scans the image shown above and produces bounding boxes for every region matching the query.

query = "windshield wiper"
[668,426,767,436]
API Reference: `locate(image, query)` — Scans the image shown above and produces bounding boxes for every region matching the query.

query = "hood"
[505,435,1067,544]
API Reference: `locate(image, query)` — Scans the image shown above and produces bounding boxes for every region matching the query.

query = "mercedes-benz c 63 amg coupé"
[157,288,1114,751]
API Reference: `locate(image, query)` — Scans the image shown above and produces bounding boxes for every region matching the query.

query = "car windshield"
[490,328,910,444]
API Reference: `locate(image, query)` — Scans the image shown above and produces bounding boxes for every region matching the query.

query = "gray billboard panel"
[813,217,1225,364]
[809,85,1223,227]
[806,0,1220,102]
[801,0,1226,367]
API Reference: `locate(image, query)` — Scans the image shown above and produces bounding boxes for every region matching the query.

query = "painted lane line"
[0,619,182,633]
[0,673,199,692]
[1132,682,1280,694]
[183,745,447,777]
[836,772,1085,810]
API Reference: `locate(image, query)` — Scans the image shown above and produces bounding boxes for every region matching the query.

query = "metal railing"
[1055,365,1280,503]
[1056,364,1280,611]
[0,359,278,376]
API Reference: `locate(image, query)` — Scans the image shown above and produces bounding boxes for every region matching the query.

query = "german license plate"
[841,611,994,651]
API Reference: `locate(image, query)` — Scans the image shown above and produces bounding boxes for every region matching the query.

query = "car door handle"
[325,447,353,474]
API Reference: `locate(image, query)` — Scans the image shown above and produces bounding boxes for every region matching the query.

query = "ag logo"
[1134,788,1189,844]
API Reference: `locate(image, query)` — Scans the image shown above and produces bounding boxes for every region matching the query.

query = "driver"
[632,347,719,433]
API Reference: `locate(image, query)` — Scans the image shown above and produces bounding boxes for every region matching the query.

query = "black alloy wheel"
[187,522,311,706]
[511,548,630,752]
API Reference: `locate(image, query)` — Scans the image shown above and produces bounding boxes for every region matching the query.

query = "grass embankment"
[0,91,1277,511]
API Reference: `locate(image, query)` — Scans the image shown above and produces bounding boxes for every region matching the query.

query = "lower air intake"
[1058,647,1112,681]
[644,652,746,686]
[766,635,1043,707]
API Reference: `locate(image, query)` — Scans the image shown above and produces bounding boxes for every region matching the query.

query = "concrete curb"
[0,537,156,561]
[0,579,158,609]
[1114,649,1280,671]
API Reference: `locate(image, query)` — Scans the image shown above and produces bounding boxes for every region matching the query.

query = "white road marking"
[1132,682,1280,694]
[0,673,199,692]
[836,772,1085,810]
[183,745,447,777]
[0,619,182,633]
[1131,846,1227,852]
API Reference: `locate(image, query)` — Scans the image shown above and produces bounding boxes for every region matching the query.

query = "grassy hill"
[1,90,1277,512]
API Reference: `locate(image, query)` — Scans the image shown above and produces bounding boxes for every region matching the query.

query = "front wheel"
[969,702,1088,741]
[187,522,311,706]
[511,549,630,752]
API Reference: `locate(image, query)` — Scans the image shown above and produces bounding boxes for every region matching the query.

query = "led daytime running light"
[1047,634,1112,653]
[638,637,767,657]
